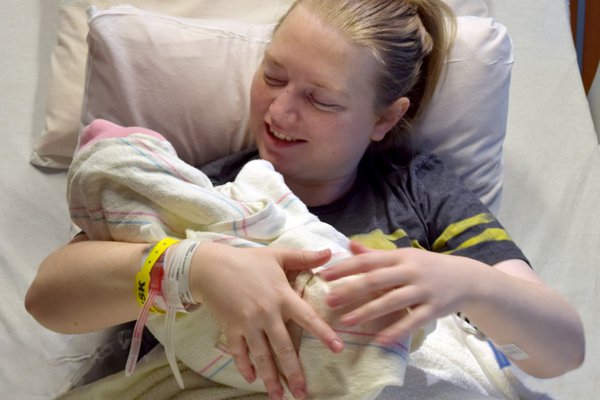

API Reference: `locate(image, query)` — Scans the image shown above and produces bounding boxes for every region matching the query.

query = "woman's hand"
[189,242,344,400]
[320,241,585,378]
[320,241,479,345]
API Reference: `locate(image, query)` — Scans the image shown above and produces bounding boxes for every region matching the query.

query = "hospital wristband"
[126,237,180,377]
[135,237,180,308]
[164,239,201,307]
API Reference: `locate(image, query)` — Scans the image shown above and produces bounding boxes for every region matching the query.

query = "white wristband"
[164,239,200,307]
[160,239,201,389]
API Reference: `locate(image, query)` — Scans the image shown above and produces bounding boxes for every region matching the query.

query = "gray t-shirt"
[201,149,528,267]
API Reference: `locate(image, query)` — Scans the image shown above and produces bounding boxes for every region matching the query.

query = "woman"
[26,0,584,399]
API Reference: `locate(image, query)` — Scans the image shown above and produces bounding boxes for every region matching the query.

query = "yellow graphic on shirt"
[350,213,511,254]
[432,212,512,254]
[350,228,424,250]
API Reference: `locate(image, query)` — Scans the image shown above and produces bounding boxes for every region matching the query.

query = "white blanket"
[63,120,537,399]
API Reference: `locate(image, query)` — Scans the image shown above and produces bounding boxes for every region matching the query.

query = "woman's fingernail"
[293,386,306,399]
[269,391,282,400]
[244,372,255,383]
[326,293,338,307]
[341,313,357,326]
[319,269,333,280]
[331,338,344,352]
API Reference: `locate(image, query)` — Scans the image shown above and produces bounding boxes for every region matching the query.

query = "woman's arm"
[26,236,343,400]
[321,241,585,378]
[464,258,585,377]
[25,234,147,333]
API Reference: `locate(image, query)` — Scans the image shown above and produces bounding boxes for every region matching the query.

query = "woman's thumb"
[280,248,332,271]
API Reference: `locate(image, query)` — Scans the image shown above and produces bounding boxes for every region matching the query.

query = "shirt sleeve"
[408,153,529,267]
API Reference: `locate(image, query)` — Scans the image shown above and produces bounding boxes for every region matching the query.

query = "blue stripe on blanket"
[302,334,408,361]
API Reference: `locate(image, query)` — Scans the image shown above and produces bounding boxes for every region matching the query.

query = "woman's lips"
[271,128,299,142]
[266,123,305,145]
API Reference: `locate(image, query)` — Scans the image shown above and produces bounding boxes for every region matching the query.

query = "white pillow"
[444,0,488,16]
[414,15,513,213]
[80,5,512,213]
[28,0,488,169]
[82,6,273,166]
[30,0,293,169]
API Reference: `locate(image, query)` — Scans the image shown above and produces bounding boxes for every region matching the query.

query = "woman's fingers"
[196,245,343,399]
[287,294,344,353]
[265,321,307,400]
[325,265,412,309]
[278,248,333,272]
[320,250,399,281]
[224,334,256,384]
[348,240,372,255]
[245,331,285,399]
[375,304,435,345]
[338,285,422,327]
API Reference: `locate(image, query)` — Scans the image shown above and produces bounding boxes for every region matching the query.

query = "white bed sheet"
[489,0,600,397]
[1,2,115,398]
[1,0,598,399]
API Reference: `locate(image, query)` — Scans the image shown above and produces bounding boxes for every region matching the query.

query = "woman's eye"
[263,73,286,86]
[309,94,339,111]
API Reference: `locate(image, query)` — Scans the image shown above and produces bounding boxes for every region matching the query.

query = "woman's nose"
[269,87,299,125]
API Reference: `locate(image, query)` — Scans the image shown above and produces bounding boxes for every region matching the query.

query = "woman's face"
[249,5,391,203]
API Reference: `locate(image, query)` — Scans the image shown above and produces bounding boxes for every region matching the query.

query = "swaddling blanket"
[67,119,413,399]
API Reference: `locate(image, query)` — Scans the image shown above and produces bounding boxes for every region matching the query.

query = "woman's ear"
[370,97,410,141]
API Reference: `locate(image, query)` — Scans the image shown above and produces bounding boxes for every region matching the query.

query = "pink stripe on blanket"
[77,119,167,151]
[197,354,226,375]
[124,135,190,183]
[69,207,178,234]
[275,192,297,209]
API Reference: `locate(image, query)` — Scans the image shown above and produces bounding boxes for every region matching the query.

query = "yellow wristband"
[135,237,180,307]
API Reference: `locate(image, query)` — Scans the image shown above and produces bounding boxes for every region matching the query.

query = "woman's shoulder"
[366,148,448,181]
[364,149,466,206]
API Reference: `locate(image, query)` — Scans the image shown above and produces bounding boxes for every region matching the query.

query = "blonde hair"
[275,0,456,151]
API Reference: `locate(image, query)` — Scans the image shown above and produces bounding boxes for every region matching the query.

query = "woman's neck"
[284,173,357,207]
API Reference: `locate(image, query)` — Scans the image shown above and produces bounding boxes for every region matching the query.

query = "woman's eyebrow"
[264,51,284,68]
[264,50,348,98]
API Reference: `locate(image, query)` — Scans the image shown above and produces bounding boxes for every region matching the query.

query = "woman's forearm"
[25,238,148,333]
[461,260,585,378]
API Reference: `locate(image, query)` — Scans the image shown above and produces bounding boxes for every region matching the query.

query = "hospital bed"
[1,0,598,398]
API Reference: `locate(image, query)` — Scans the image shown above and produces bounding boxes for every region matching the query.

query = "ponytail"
[405,0,455,119]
